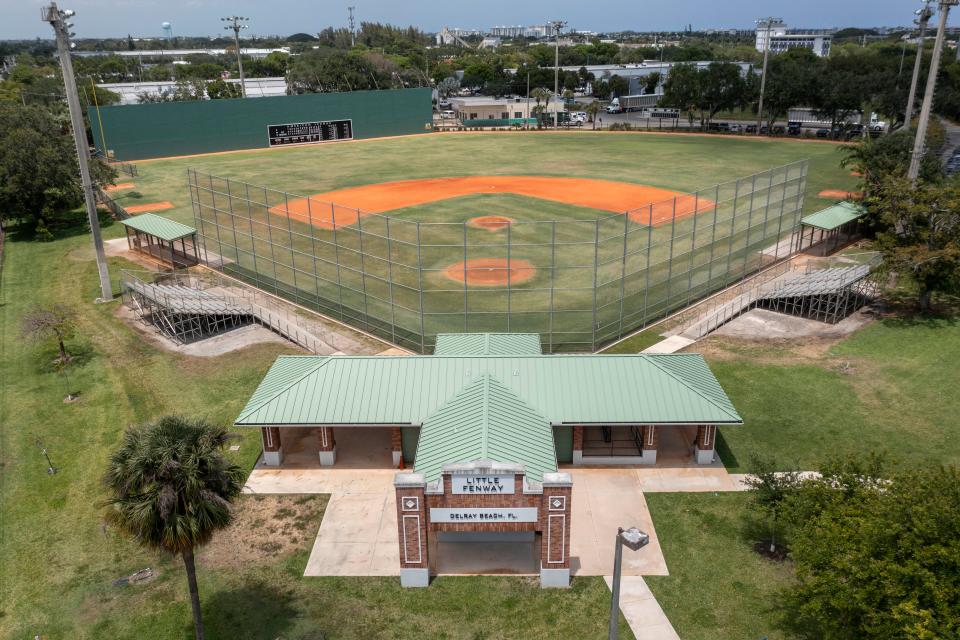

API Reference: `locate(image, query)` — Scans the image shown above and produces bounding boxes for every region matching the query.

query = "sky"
[2,0,958,41]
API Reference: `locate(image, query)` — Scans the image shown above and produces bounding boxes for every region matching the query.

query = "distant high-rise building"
[755,20,833,57]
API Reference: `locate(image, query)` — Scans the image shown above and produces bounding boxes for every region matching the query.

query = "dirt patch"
[443,258,536,286]
[116,304,293,357]
[271,176,713,230]
[714,307,876,342]
[849,171,862,177]
[468,215,515,231]
[125,201,174,214]
[104,182,135,192]
[753,541,789,562]
[198,494,328,570]
[818,189,863,200]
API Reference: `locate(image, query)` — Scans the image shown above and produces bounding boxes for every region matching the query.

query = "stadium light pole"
[42,2,113,301]
[608,527,649,640]
[905,1,935,128]
[549,20,568,128]
[221,16,249,97]
[907,0,958,183]
[755,17,779,136]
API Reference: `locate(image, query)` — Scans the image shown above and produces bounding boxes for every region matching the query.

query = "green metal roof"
[800,201,865,231]
[120,213,196,242]
[434,333,542,355]
[235,345,742,428]
[412,375,557,483]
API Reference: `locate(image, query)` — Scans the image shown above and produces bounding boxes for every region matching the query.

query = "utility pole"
[221,16,249,97]
[755,17,779,136]
[906,1,935,128]
[42,2,112,301]
[908,0,958,183]
[348,6,356,47]
[549,20,567,129]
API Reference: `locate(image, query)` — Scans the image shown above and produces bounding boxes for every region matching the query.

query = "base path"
[271,176,713,230]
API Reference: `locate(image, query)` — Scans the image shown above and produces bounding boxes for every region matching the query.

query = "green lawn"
[645,493,799,640]
[711,313,960,473]
[0,223,631,638]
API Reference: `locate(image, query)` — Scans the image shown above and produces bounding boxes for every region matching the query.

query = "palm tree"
[103,416,244,640]
[585,101,602,130]
[530,87,553,125]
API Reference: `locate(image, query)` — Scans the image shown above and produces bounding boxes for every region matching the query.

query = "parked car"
[728,123,744,133]
[438,100,451,109]
[772,125,786,135]
[787,121,802,136]
[440,110,456,119]
[745,124,757,134]
[816,128,830,138]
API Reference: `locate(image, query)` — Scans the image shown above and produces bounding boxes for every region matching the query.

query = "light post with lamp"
[221,16,249,98]
[608,526,650,640]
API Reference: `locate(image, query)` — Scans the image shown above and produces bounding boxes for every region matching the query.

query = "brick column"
[695,425,716,464]
[316,426,336,466]
[572,426,584,464]
[540,472,573,588]
[640,425,658,464]
[394,473,429,587]
[261,427,283,466]
[391,427,403,467]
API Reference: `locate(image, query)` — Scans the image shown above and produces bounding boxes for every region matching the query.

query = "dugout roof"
[120,213,197,242]
[800,201,865,231]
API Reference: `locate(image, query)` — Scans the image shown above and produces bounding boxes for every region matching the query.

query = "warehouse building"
[235,333,742,586]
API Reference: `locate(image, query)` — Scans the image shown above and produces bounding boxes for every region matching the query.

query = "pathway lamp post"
[608,526,649,640]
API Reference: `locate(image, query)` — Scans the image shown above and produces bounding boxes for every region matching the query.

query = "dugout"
[120,214,199,269]
[797,201,865,253]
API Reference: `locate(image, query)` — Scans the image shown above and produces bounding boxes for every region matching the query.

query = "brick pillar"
[391,427,403,467]
[640,425,658,464]
[394,473,429,587]
[317,426,336,466]
[261,427,283,466]
[695,425,716,465]
[540,472,573,588]
[572,426,584,465]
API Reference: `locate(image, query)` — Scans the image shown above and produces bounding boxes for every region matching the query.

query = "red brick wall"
[539,487,572,569]
[391,427,403,462]
[261,427,281,452]
[696,425,716,449]
[642,425,658,451]
[395,485,428,569]
[317,426,336,451]
[428,474,541,533]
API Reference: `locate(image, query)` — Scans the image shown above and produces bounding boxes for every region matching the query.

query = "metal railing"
[95,187,130,220]
[188,160,808,353]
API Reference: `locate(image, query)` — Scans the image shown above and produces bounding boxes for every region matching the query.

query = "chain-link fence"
[189,160,807,353]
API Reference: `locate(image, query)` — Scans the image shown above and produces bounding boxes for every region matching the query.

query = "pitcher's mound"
[443,258,536,286]
[468,216,514,231]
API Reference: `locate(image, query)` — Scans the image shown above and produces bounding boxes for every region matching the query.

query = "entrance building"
[235,333,742,587]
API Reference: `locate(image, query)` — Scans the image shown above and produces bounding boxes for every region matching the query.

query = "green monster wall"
[89,88,433,160]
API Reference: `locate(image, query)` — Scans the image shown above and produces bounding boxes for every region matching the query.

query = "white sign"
[430,508,538,523]
[451,474,515,495]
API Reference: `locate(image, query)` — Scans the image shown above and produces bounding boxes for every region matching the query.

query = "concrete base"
[695,447,715,465]
[400,568,430,587]
[262,449,283,466]
[392,450,402,467]
[540,567,570,588]
[640,449,657,464]
[318,447,337,466]
[572,450,583,465]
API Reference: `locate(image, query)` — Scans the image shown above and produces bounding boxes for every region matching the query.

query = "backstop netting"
[189,160,807,352]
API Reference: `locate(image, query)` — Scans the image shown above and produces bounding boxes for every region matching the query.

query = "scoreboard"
[267,119,353,147]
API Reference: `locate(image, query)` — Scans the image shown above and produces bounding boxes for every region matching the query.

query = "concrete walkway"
[605,576,681,640]
[641,335,695,354]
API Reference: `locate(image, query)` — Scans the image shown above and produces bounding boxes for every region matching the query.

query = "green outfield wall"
[89,88,433,161]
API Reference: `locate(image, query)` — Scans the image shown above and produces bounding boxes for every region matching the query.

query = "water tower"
[161,21,173,39]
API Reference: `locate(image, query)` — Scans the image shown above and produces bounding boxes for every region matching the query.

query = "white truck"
[606,94,662,113]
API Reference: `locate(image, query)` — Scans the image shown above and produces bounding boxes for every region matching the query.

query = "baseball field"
[111,132,858,350]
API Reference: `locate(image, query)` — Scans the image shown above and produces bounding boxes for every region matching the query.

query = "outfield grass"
[645,493,799,640]
[120,132,856,229]
[711,312,960,473]
[0,223,632,638]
